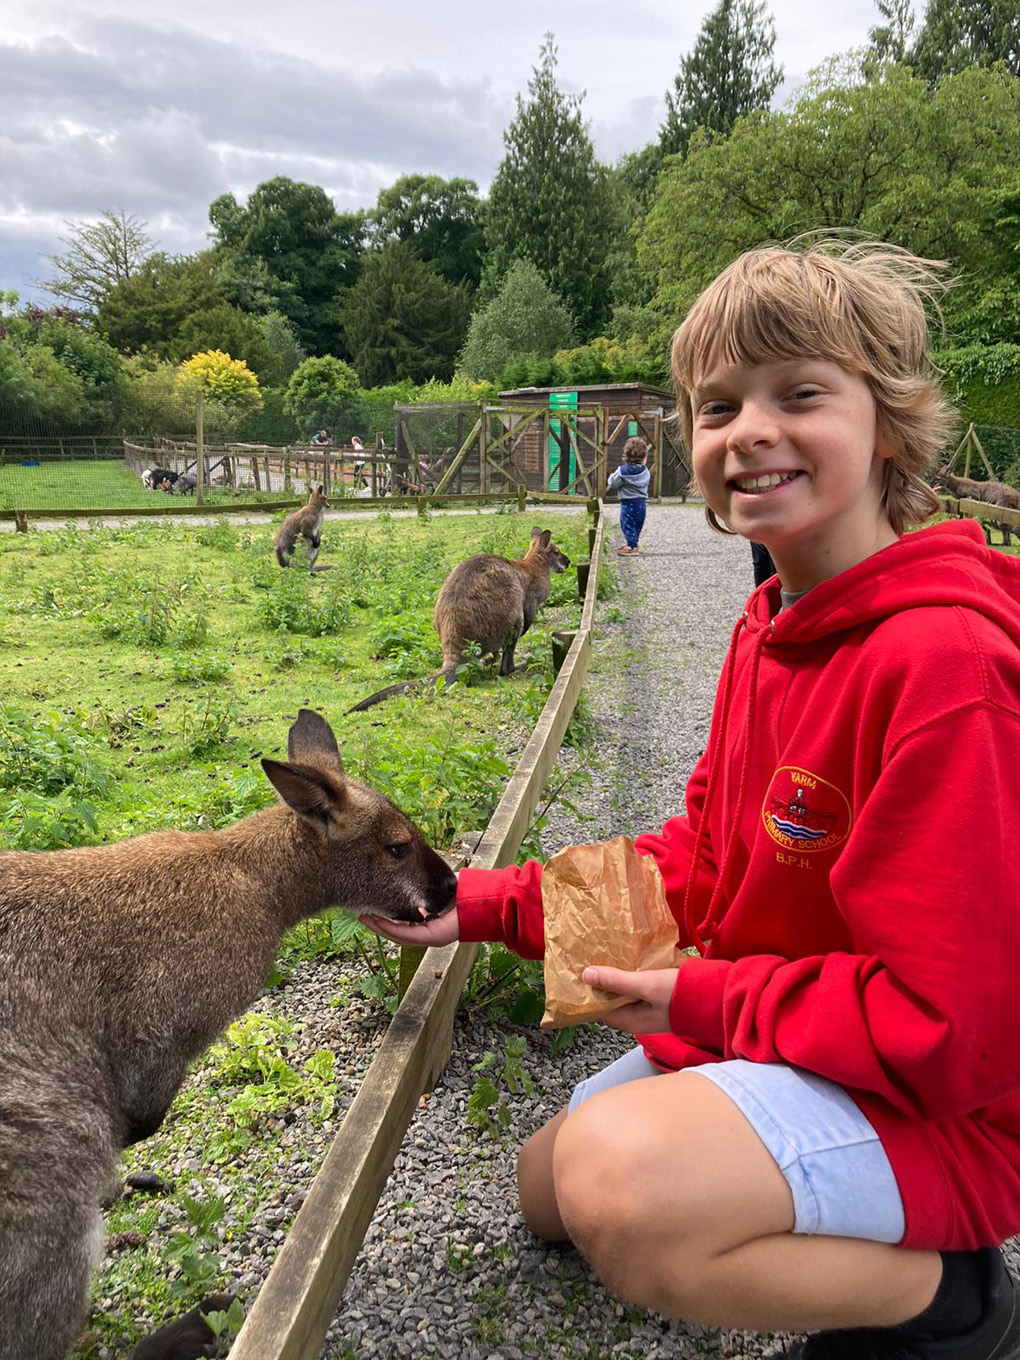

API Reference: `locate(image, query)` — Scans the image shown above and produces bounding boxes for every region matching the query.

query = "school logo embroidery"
[762,766,852,854]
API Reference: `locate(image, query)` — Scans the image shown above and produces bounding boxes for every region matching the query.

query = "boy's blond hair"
[670,238,958,535]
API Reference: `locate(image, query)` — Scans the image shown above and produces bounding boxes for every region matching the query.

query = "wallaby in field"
[0,710,456,1360]
[938,470,1020,546]
[274,484,330,571]
[347,526,570,712]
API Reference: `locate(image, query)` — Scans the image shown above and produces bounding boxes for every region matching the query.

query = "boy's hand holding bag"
[540,835,680,1029]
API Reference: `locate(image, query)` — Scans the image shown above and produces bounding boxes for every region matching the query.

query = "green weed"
[466,1034,533,1137]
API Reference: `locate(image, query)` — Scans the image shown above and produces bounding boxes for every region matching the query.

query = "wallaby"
[274,484,330,571]
[0,710,456,1360]
[347,526,571,713]
[938,471,1020,546]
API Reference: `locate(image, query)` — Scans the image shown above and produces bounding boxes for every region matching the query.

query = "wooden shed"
[497,382,688,497]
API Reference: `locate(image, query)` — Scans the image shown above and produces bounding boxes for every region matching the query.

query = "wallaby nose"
[427,867,458,916]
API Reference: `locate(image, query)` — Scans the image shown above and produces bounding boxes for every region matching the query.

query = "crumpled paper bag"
[540,835,680,1030]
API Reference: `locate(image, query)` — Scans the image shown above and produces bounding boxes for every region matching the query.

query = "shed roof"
[498,381,674,402]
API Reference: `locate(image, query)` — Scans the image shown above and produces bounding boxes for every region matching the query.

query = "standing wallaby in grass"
[347,526,571,713]
[0,710,456,1360]
[938,471,1020,546]
[274,484,330,571]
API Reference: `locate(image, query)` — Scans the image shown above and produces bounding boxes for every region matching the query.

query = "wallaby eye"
[386,842,414,861]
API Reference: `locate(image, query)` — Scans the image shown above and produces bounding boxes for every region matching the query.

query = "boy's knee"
[553,1101,660,1248]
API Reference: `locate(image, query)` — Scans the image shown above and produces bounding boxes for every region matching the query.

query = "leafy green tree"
[98,253,225,357]
[209,178,366,356]
[866,0,916,65]
[659,0,783,161]
[176,350,263,433]
[0,294,123,429]
[283,355,361,437]
[118,356,196,437]
[341,242,469,386]
[39,209,154,313]
[458,259,576,382]
[29,314,125,425]
[615,144,666,210]
[640,61,1020,314]
[257,312,307,387]
[940,185,1020,345]
[169,303,271,374]
[484,34,614,337]
[371,175,486,290]
[911,0,1020,82]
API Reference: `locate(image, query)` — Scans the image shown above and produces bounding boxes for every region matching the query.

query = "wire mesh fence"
[0,395,399,516]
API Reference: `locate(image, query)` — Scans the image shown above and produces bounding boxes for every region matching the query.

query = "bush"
[458,260,576,382]
[176,349,263,423]
[283,355,362,440]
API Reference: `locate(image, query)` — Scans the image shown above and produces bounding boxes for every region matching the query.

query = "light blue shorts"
[568,1048,905,1244]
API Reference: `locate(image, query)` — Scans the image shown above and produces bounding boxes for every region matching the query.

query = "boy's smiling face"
[690,357,899,591]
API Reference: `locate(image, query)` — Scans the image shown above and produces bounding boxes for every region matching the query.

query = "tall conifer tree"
[660,0,783,160]
[910,0,1019,81]
[484,34,613,338]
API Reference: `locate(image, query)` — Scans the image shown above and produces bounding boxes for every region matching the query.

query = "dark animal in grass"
[142,468,179,493]
[173,471,197,496]
[274,484,330,571]
[0,710,456,1360]
[938,471,1020,546]
[14,511,28,533]
[347,526,571,712]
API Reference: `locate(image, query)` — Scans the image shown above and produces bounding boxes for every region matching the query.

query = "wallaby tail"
[345,668,458,714]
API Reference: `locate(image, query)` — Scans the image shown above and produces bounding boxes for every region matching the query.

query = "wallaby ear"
[530,525,542,538]
[539,530,552,548]
[317,484,325,494]
[287,709,342,769]
[262,758,346,825]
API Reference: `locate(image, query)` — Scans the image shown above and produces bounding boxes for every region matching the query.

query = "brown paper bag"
[540,835,680,1030]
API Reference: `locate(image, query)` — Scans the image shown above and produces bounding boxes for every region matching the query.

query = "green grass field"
[0,457,296,511]
[0,507,592,851]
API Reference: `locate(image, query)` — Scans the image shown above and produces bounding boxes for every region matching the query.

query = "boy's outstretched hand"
[582,966,678,1035]
[358,907,460,948]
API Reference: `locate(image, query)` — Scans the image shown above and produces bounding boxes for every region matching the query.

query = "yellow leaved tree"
[175,349,263,432]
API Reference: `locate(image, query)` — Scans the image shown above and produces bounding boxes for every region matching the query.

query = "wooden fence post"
[195,394,205,507]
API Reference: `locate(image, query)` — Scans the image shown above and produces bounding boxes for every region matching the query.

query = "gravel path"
[318,504,781,1360]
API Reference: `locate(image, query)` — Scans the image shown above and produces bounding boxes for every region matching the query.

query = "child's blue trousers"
[619,498,647,548]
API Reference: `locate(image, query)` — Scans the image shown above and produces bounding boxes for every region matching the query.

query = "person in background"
[751,540,776,585]
[608,436,653,555]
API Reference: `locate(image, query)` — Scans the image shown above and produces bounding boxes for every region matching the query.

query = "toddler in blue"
[608,436,652,554]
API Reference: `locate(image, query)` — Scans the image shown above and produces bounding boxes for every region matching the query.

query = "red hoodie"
[456,520,1020,1251]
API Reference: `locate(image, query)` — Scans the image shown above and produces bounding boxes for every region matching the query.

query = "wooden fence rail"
[229,501,606,1360]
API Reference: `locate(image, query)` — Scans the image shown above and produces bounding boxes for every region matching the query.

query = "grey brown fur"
[0,711,455,1360]
[939,471,1020,546]
[275,484,330,571]
[347,526,570,713]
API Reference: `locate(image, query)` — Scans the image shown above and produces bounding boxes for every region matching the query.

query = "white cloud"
[0,0,889,301]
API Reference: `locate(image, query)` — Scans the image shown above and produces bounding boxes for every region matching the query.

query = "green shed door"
[548,391,578,491]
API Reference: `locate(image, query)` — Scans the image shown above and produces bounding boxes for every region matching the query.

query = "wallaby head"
[308,483,330,511]
[261,710,456,923]
[524,525,570,574]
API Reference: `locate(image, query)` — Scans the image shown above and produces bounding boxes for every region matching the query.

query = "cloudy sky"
[1,0,898,304]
